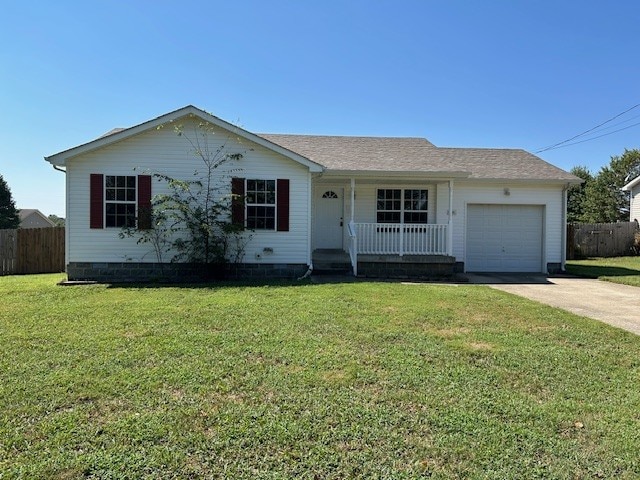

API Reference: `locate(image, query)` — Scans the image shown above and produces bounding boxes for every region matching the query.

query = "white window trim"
[245,178,278,231]
[376,188,429,224]
[104,175,137,228]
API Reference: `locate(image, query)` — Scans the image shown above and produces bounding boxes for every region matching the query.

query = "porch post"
[448,180,454,256]
[350,178,355,223]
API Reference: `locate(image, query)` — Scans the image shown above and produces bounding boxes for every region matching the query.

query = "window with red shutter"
[90,174,152,229]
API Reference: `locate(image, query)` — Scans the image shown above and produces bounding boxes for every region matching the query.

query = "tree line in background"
[568,149,640,224]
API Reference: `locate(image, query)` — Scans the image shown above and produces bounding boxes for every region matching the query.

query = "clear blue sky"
[2,1,639,217]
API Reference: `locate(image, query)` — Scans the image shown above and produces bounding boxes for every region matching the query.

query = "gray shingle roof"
[18,209,38,220]
[259,134,579,182]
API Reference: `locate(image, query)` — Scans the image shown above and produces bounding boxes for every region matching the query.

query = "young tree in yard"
[0,175,20,229]
[567,166,593,223]
[122,120,249,275]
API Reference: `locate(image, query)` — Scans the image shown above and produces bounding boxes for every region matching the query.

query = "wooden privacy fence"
[0,227,65,275]
[567,222,639,259]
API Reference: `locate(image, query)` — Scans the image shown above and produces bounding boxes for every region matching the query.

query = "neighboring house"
[18,209,56,229]
[622,175,640,223]
[44,105,581,282]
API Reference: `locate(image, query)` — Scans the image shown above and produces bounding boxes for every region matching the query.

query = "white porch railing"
[355,223,449,256]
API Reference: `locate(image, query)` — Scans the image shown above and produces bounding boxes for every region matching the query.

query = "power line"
[535,103,640,153]
[537,119,640,151]
[583,112,640,134]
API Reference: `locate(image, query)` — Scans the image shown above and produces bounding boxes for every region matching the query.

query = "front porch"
[312,176,459,278]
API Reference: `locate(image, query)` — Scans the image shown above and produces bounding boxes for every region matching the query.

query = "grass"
[566,256,640,287]
[1,274,639,479]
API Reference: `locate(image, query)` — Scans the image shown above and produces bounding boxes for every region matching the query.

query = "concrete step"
[312,249,352,274]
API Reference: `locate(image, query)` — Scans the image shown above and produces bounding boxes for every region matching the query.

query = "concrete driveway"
[466,274,640,335]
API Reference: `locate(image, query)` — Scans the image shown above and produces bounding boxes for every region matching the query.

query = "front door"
[314,188,344,249]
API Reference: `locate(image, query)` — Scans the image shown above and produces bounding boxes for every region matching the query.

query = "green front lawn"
[566,256,640,287]
[1,274,639,478]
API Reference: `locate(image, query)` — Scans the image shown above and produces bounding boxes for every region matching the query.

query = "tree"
[48,214,65,227]
[0,175,20,229]
[570,149,640,223]
[600,149,640,220]
[567,166,593,223]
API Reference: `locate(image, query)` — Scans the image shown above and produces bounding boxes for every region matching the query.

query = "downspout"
[448,180,454,256]
[561,183,569,272]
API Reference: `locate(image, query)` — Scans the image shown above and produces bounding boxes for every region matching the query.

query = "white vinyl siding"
[66,117,310,264]
[630,185,640,223]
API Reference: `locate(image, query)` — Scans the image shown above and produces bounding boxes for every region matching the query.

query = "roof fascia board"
[622,175,640,191]
[45,105,324,172]
[319,170,471,179]
[316,172,580,184]
[456,178,583,185]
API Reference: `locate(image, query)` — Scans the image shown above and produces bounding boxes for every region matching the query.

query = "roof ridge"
[438,146,529,152]
[259,133,431,140]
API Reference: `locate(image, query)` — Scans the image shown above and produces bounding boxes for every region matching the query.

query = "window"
[377,189,401,223]
[105,175,136,227]
[322,190,339,199]
[403,189,428,223]
[376,188,428,224]
[246,179,276,230]
[232,177,289,232]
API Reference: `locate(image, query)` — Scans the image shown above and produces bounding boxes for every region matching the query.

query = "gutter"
[320,170,471,179]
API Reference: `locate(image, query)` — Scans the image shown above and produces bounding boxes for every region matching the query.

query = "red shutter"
[276,179,290,232]
[137,175,152,230]
[231,177,245,226]
[89,174,104,229]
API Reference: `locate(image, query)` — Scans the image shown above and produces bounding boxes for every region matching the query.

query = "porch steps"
[312,249,353,275]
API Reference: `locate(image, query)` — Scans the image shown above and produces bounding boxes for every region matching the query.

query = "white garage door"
[466,204,543,272]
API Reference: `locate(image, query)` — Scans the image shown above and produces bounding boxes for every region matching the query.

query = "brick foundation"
[546,262,562,274]
[66,262,308,283]
[357,254,457,280]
